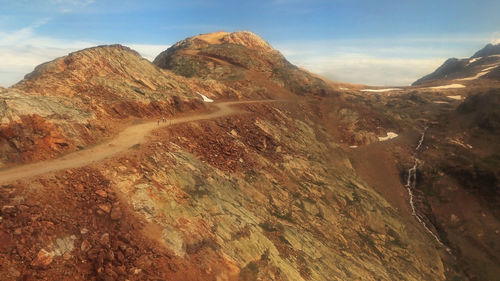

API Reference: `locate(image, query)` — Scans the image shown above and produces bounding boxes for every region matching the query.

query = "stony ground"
[0,98,456,281]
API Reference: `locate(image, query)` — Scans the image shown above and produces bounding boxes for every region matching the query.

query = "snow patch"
[433,101,449,104]
[449,138,472,149]
[340,87,349,91]
[197,92,214,103]
[360,88,401,93]
[457,64,499,81]
[482,64,500,72]
[446,95,462,100]
[349,145,358,148]
[468,57,481,64]
[427,84,465,89]
[378,132,398,141]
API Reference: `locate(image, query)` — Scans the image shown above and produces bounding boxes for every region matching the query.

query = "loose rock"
[31,249,54,268]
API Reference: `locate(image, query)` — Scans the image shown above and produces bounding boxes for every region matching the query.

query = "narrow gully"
[404,127,451,252]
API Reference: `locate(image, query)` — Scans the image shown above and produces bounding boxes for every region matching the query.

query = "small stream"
[404,127,450,252]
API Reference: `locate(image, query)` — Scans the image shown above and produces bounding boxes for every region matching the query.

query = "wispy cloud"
[51,0,95,13]
[50,0,95,4]
[0,0,98,15]
[0,22,95,86]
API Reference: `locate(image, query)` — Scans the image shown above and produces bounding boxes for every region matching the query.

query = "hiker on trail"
[157,119,160,126]
[162,116,166,123]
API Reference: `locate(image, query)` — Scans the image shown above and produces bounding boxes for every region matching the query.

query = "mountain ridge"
[153,30,339,98]
[472,43,500,58]
[412,43,500,86]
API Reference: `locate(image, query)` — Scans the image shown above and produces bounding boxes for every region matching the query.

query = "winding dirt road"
[0,100,272,184]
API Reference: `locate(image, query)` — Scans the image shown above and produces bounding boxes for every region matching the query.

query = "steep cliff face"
[154,31,337,98]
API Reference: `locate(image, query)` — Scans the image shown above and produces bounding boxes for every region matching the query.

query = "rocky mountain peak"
[13,43,192,100]
[218,31,275,52]
[153,31,337,98]
[471,43,500,58]
[22,44,143,82]
[166,31,274,53]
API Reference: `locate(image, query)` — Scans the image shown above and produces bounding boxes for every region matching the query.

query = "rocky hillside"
[0,31,483,281]
[0,45,211,167]
[413,43,500,86]
[0,100,455,281]
[417,89,500,280]
[154,31,338,99]
[472,43,500,58]
[343,80,500,280]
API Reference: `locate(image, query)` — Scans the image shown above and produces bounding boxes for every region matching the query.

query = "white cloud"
[273,36,495,86]
[290,54,443,86]
[125,44,171,61]
[0,20,96,86]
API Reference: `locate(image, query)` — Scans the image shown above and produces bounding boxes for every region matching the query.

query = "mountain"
[153,31,393,146]
[153,31,338,98]
[412,43,500,86]
[2,31,498,281]
[472,43,500,58]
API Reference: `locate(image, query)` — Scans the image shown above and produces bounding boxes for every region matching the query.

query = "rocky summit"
[0,31,499,281]
[154,31,337,98]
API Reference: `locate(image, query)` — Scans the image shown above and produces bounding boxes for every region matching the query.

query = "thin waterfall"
[404,127,450,252]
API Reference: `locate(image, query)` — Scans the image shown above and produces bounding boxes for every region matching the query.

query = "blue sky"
[1,0,499,86]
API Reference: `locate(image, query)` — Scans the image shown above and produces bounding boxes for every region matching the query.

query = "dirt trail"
[0,100,273,184]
